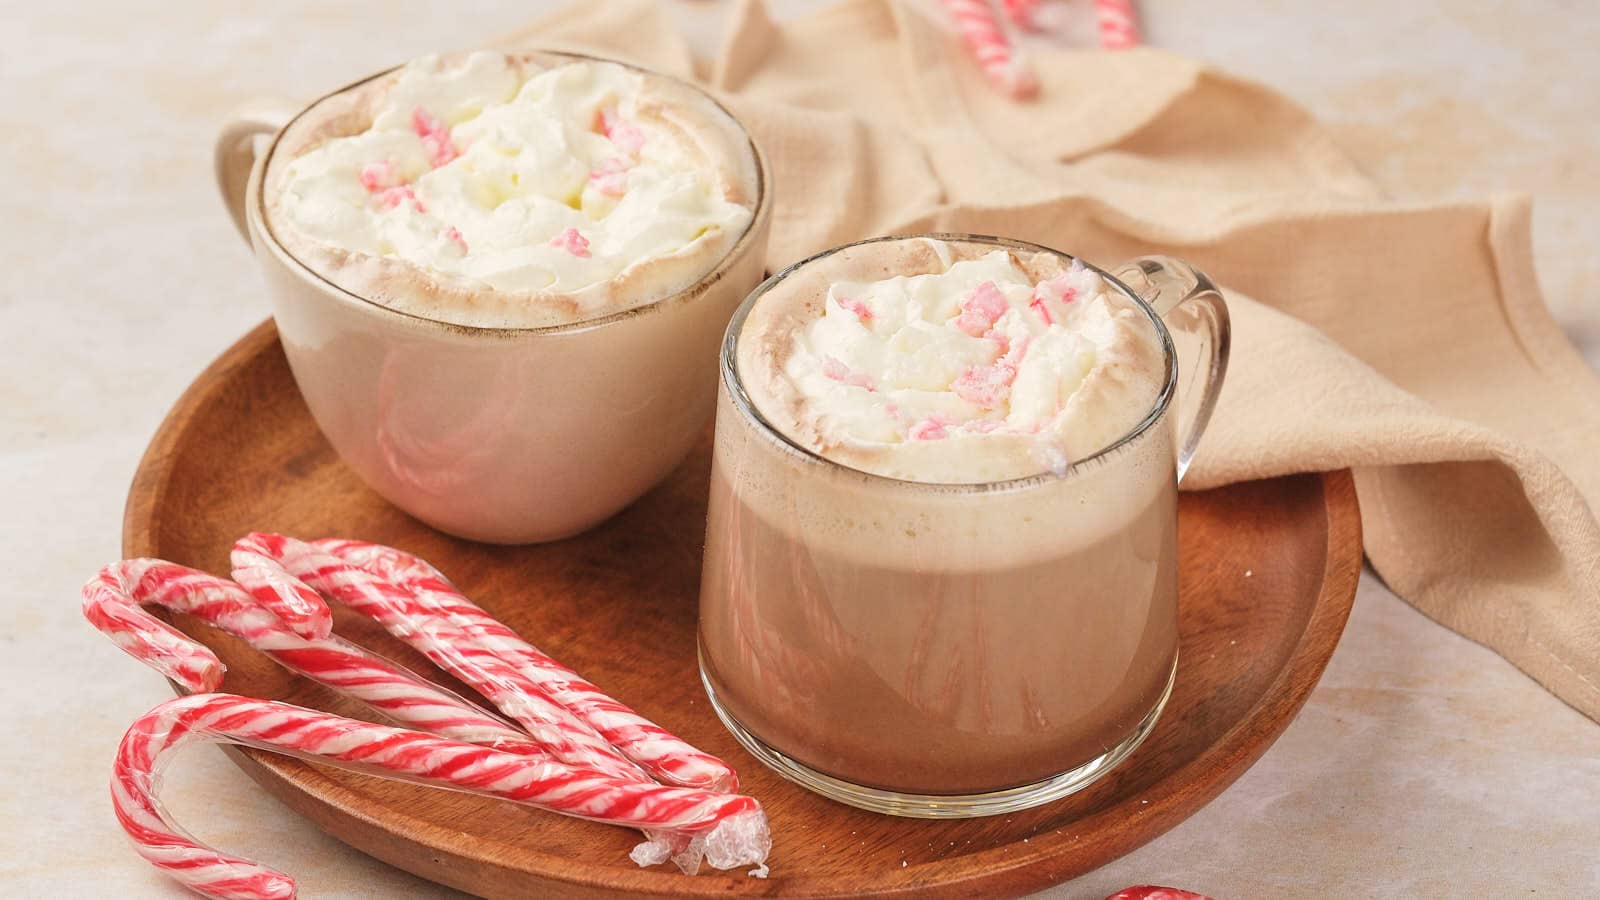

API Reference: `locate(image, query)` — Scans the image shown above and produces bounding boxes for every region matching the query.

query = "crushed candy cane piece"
[411,106,459,167]
[835,294,874,324]
[588,157,631,197]
[443,226,468,254]
[821,356,877,391]
[1033,273,1079,306]
[954,281,1008,336]
[359,160,399,192]
[550,227,591,258]
[951,362,1017,408]
[375,185,425,213]
[597,108,646,155]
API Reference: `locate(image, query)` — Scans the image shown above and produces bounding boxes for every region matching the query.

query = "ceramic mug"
[698,235,1229,816]
[213,53,772,544]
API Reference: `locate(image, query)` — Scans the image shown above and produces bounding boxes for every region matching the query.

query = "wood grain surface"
[122,321,1362,898]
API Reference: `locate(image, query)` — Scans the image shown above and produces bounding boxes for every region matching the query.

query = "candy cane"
[999,0,1040,29]
[113,693,771,900]
[85,559,699,872]
[307,537,740,793]
[83,559,544,756]
[941,0,1038,99]
[84,564,226,693]
[1094,0,1141,49]
[227,539,332,641]
[230,533,647,785]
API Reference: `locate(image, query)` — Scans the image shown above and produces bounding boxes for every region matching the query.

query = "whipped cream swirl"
[770,248,1166,482]
[268,52,756,326]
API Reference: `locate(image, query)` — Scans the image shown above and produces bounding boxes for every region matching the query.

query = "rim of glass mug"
[720,233,1184,492]
[243,51,771,338]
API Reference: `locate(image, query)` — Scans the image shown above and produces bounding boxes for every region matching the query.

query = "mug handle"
[1113,256,1231,483]
[213,101,298,244]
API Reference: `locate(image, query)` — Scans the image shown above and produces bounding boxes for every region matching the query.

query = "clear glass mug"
[697,234,1229,817]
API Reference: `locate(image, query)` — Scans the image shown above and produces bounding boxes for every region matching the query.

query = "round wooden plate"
[124,321,1361,899]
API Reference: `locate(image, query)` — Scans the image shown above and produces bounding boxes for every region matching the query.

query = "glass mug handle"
[1113,256,1231,483]
[213,101,297,244]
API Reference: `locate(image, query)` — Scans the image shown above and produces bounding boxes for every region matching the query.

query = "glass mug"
[698,235,1229,817]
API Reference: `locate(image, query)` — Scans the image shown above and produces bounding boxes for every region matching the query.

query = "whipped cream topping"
[266,52,758,327]
[743,242,1167,483]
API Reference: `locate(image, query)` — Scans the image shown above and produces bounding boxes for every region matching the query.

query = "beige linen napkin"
[504,0,1600,722]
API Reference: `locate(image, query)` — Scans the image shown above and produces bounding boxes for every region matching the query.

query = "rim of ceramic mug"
[720,233,1180,492]
[248,50,771,338]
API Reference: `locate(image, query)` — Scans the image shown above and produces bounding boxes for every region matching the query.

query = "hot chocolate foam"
[737,238,1167,482]
[264,51,759,328]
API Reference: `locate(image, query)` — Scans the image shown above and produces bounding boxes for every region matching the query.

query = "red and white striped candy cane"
[230,533,647,785]
[307,537,740,793]
[83,559,544,756]
[84,559,698,871]
[84,564,226,693]
[226,540,332,640]
[114,693,770,900]
[1094,0,1142,49]
[941,0,1038,99]
[1000,0,1040,29]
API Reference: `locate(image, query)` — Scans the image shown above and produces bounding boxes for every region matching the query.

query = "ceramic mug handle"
[213,101,297,244]
[1114,256,1231,482]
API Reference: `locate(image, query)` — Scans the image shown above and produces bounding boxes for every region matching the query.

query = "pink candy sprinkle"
[597,108,646,156]
[909,418,950,441]
[411,107,459,168]
[1036,274,1079,305]
[1030,275,1078,326]
[963,419,1004,434]
[360,160,424,212]
[1028,296,1054,325]
[588,157,631,197]
[443,226,468,254]
[835,295,874,325]
[374,185,425,213]
[549,227,591,258]
[951,361,1017,408]
[954,281,1009,336]
[821,355,877,391]
[359,160,399,192]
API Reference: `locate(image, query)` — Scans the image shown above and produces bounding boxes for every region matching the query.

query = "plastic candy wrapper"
[114,694,770,900]
[84,537,768,898]
[84,559,543,755]
[1105,886,1215,900]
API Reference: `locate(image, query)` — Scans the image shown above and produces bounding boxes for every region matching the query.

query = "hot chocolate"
[225,49,772,543]
[263,51,759,328]
[699,236,1180,803]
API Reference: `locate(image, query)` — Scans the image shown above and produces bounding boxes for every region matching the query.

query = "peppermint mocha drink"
[240,50,770,542]
[265,51,758,327]
[700,236,1192,812]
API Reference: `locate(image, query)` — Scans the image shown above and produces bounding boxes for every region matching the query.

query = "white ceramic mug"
[213,53,772,544]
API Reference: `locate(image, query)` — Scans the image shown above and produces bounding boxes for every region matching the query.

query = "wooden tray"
[123,321,1362,898]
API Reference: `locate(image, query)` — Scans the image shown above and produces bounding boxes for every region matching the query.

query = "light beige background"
[3,1,1597,897]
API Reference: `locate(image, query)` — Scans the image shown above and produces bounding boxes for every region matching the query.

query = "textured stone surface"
[2,2,1595,897]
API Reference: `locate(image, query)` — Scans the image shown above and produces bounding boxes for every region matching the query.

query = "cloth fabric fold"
[503,0,1600,722]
